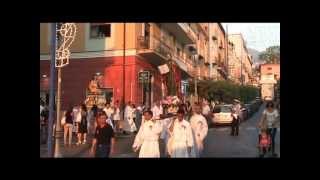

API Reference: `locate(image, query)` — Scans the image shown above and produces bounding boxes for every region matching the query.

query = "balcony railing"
[177,23,197,43]
[137,35,196,77]
[137,35,172,60]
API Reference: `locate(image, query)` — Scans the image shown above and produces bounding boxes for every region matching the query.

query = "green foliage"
[188,80,259,104]
[259,45,280,64]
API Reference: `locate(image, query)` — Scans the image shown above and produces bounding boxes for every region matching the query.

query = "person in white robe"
[152,101,164,134]
[132,110,163,158]
[152,101,163,120]
[189,104,208,157]
[167,109,194,158]
[103,102,115,130]
[123,102,137,133]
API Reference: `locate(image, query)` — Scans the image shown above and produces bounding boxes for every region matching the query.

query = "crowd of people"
[41,96,279,158]
[133,102,209,158]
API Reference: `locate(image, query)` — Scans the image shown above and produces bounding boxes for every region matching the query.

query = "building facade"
[260,63,280,80]
[228,33,253,85]
[208,23,227,80]
[40,23,205,110]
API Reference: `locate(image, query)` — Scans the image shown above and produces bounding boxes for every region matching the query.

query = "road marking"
[245,127,257,131]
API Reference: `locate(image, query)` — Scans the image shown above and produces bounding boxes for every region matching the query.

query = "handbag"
[76,112,82,123]
[61,116,66,125]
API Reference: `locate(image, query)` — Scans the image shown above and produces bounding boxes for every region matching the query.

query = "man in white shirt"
[202,100,211,116]
[103,102,115,129]
[123,101,137,134]
[132,110,163,158]
[151,101,163,120]
[167,109,194,158]
[211,101,215,111]
[190,104,208,157]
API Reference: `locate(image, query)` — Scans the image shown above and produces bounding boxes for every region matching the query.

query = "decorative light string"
[55,23,77,67]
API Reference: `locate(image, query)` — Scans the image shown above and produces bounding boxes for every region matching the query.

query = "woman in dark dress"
[77,104,88,145]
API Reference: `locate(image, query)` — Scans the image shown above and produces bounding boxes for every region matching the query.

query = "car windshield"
[220,106,232,113]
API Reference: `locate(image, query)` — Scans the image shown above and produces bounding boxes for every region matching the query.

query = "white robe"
[103,107,114,120]
[167,119,194,158]
[190,114,208,157]
[160,117,173,156]
[113,107,120,121]
[152,105,165,137]
[132,120,163,158]
[152,105,163,120]
[123,106,137,132]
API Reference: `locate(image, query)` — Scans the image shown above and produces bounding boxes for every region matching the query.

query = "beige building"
[208,23,227,80]
[226,40,240,83]
[228,33,253,85]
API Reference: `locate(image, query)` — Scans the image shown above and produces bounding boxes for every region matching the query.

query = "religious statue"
[88,76,100,94]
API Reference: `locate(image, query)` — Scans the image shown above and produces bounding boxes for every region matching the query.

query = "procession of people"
[42,87,279,158]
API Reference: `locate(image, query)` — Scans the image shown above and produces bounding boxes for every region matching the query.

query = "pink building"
[260,64,280,80]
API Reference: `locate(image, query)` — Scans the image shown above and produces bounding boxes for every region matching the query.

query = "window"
[90,23,111,38]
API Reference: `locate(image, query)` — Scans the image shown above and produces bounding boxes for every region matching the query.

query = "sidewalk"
[40,132,138,158]
[40,133,92,158]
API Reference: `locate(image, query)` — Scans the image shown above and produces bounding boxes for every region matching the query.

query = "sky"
[222,23,280,52]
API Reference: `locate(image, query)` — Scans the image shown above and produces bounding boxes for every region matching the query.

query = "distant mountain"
[248,48,261,63]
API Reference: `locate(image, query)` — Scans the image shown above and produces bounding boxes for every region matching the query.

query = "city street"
[40,23,280,158]
[41,104,280,158]
[202,104,280,158]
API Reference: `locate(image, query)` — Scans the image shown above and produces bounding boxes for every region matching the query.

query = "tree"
[187,80,259,104]
[259,46,280,64]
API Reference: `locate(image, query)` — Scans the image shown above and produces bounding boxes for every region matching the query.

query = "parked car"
[239,104,248,121]
[264,96,273,101]
[250,100,260,113]
[255,97,262,106]
[212,105,233,125]
[244,103,253,117]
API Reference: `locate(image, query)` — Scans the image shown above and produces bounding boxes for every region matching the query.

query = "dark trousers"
[40,125,48,144]
[231,118,239,136]
[267,128,277,154]
[95,144,111,158]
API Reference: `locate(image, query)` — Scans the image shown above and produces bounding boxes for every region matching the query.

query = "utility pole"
[54,66,63,157]
[226,24,228,79]
[123,23,126,118]
[52,23,76,157]
[47,23,57,157]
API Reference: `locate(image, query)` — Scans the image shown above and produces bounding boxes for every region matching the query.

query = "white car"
[212,105,233,124]
[264,96,273,101]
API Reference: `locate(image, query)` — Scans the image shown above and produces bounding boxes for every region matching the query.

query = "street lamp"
[46,23,76,158]
[47,23,57,157]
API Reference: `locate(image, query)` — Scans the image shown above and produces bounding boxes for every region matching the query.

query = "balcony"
[160,23,197,44]
[137,35,194,78]
[217,62,228,79]
[137,35,171,66]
